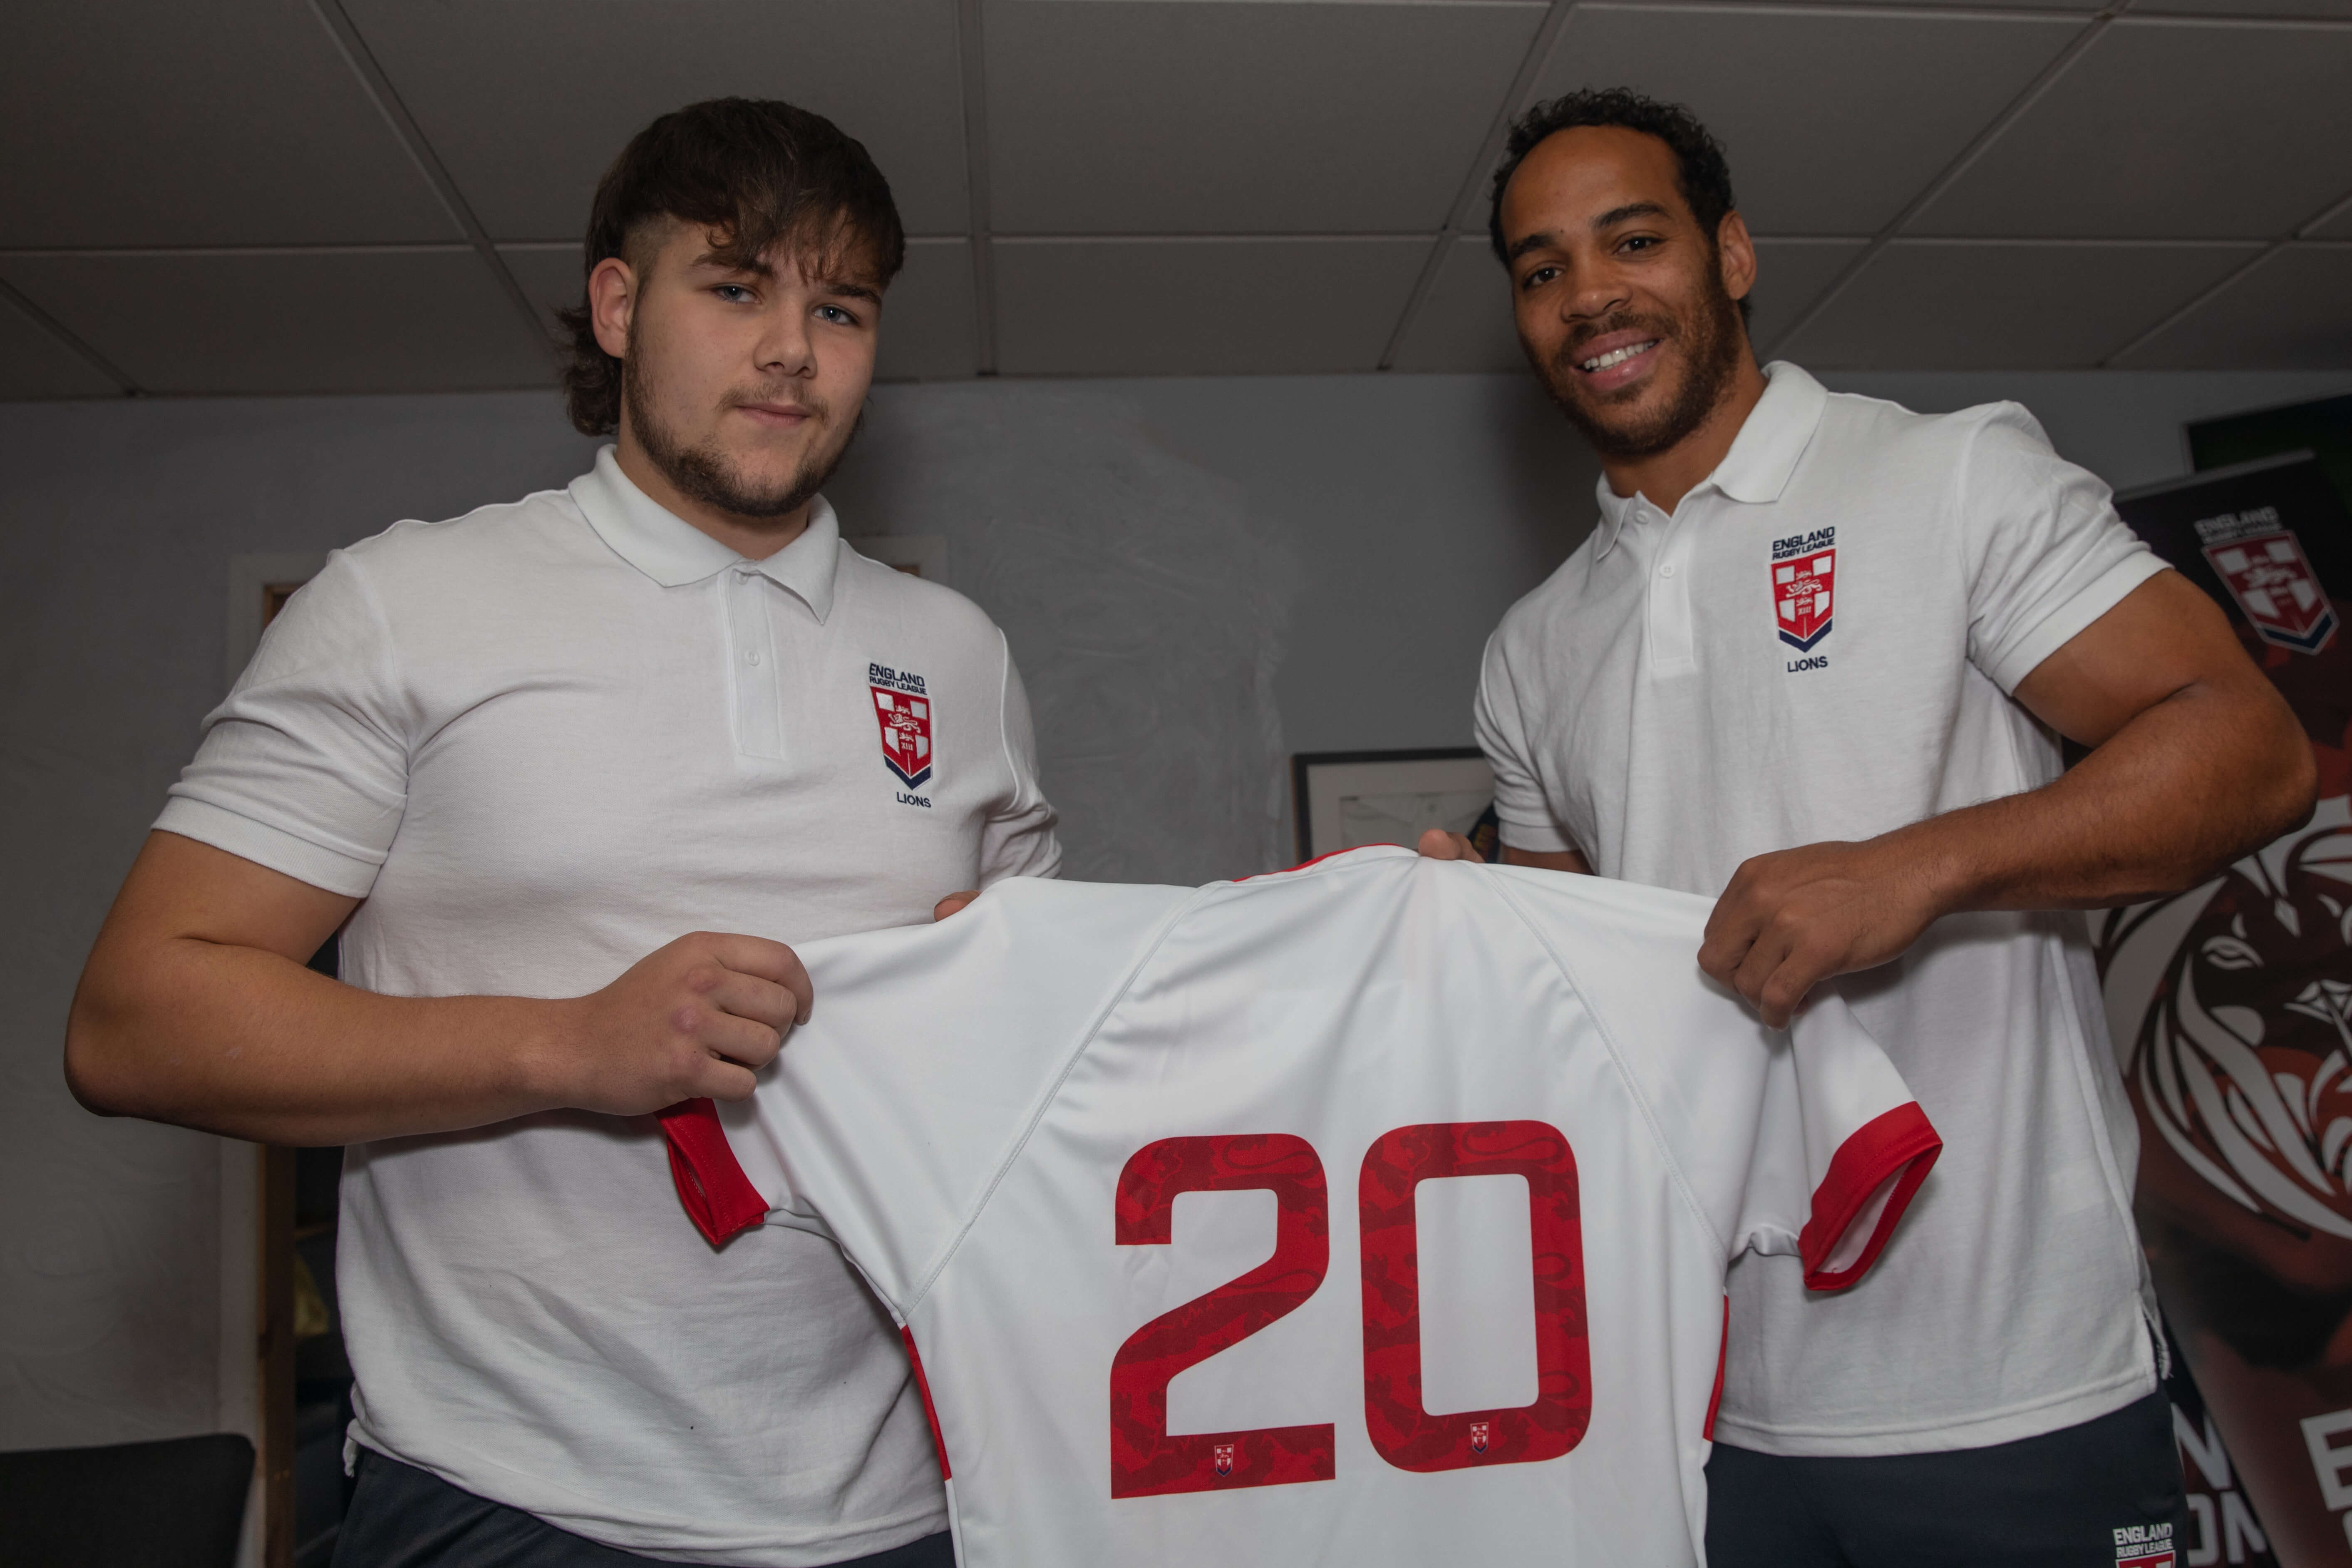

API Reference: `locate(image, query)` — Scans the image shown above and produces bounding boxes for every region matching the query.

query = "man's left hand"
[935,891,980,921]
[1698,836,1950,1027]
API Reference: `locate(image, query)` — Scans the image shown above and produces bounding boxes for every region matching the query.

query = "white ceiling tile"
[501,237,977,382]
[1526,7,2080,236]
[1781,241,2261,369]
[499,245,590,344]
[0,251,558,395]
[1391,237,1522,373]
[2310,195,2352,241]
[1746,240,1871,357]
[874,240,979,381]
[984,1,1546,235]
[993,237,1427,375]
[1913,21,2352,238]
[0,297,122,401]
[341,0,970,241]
[2113,245,2352,369]
[1393,234,1866,372]
[1579,0,2089,10]
[2131,0,2352,16]
[0,0,458,246]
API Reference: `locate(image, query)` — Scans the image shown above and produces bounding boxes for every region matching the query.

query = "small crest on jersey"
[1469,1421,1491,1455]
[869,664,933,788]
[1212,1443,1236,1477]
[2203,528,2336,655]
[1769,530,1835,652]
[2112,1520,2174,1568]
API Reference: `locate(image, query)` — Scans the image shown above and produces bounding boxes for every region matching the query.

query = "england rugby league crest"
[868,662,934,789]
[2203,528,2337,655]
[1769,527,1836,652]
[1212,1443,1235,1478]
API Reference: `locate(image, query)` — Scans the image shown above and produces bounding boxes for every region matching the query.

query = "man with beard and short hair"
[64,98,1057,1568]
[1422,89,2315,1563]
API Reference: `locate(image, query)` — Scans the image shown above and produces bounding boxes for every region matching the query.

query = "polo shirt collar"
[571,444,841,621]
[1589,360,1829,559]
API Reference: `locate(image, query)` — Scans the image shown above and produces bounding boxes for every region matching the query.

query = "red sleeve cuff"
[1800,1102,1941,1291]
[658,1098,772,1246]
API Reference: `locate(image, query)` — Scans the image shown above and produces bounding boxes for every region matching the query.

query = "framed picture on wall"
[1291,747,1496,863]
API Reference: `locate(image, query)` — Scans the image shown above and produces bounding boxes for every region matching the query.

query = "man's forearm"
[67,938,576,1146]
[1898,677,2313,917]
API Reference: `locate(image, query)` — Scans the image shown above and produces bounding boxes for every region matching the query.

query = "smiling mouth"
[1579,340,1659,373]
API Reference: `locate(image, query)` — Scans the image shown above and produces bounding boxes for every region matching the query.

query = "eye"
[2201,935,2263,971]
[712,284,756,304]
[1619,235,1659,255]
[815,303,861,327]
[1518,264,1560,293]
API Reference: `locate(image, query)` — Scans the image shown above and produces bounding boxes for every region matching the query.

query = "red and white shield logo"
[872,687,933,788]
[1468,1421,1490,1456]
[2205,530,2337,655]
[1773,549,1834,652]
[1212,1442,1235,1477]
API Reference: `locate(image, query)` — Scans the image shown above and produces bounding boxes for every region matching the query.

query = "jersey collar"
[571,444,841,622]
[1590,360,1829,559]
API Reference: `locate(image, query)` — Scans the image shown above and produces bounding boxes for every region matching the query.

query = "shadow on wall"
[829,385,1303,886]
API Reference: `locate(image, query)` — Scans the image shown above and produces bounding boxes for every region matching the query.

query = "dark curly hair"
[558,97,907,436]
[1486,88,1748,325]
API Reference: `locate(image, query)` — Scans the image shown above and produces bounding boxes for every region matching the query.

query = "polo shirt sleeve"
[1955,405,2169,695]
[979,634,1062,883]
[153,550,408,898]
[1473,629,1576,856]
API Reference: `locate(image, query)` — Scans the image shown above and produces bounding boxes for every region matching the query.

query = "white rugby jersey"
[661,847,1940,1566]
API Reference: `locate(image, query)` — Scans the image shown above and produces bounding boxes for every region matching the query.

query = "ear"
[588,255,637,361]
[1716,211,1759,306]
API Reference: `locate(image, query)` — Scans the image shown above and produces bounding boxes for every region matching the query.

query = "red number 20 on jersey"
[1108,1123,1589,1499]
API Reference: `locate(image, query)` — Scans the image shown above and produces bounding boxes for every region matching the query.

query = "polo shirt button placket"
[1647,516,1699,677]
[725,567,785,762]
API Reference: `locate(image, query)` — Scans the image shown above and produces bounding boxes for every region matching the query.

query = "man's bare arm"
[64,831,812,1146]
[1700,571,2316,1025]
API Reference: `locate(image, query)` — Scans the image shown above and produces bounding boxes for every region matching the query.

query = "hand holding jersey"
[657,849,1940,1567]
[554,930,815,1112]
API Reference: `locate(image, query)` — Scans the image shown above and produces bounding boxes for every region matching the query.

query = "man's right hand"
[552,933,813,1112]
[1415,827,1593,873]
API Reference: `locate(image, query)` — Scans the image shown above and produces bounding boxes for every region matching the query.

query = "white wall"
[5,363,2348,1453]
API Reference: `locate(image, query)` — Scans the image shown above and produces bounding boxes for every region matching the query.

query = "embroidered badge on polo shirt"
[1770,527,1836,667]
[869,663,935,806]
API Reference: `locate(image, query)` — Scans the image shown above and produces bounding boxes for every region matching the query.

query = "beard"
[1532,267,1747,463]
[623,359,860,523]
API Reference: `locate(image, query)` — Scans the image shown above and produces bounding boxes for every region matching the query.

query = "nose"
[755,303,816,380]
[1568,271,1631,322]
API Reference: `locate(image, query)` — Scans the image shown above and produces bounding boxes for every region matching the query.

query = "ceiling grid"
[304,0,561,368]
[1374,0,1580,372]
[3,0,2347,397]
[955,0,1002,374]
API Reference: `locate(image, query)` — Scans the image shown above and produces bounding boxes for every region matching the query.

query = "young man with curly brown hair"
[65,98,1054,1568]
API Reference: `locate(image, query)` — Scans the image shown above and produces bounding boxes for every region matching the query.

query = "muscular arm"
[1700,570,2316,1024]
[63,831,811,1146]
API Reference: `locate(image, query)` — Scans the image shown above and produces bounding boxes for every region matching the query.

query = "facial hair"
[623,357,860,522]
[1533,262,1747,463]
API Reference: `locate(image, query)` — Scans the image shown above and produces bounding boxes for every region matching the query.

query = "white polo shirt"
[156,445,1059,1564]
[1475,362,2169,1457]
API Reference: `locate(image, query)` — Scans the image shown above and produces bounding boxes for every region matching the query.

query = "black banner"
[2104,450,2352,1566]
